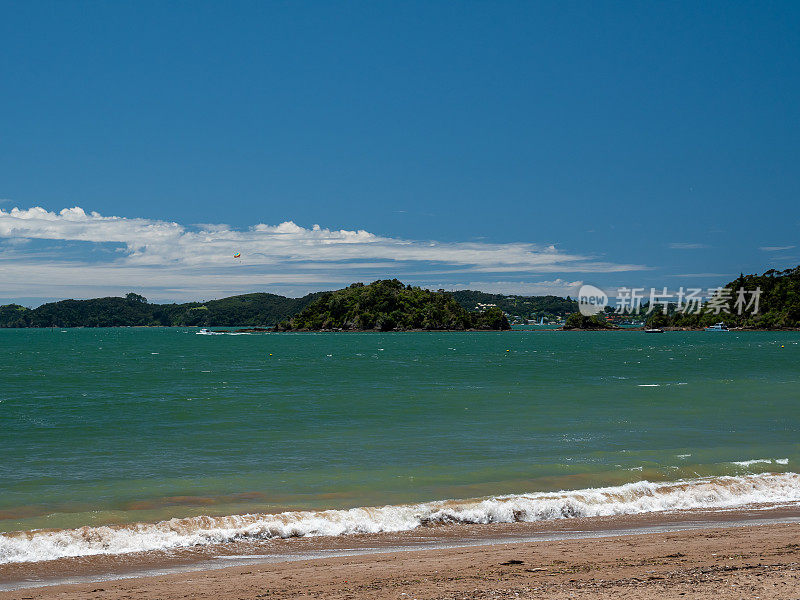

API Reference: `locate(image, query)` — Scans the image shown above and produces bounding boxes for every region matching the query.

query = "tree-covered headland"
[0,292,322,328]
[641,266,800,329]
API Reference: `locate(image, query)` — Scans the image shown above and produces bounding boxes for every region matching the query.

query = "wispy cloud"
[0,206,646,301]
[668,242,709,250]
[759,245,795,252]
[668,273,734,278]
[425,279,584,296]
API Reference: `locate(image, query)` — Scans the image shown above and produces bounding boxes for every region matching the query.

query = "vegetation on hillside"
[276,279,511,331]
[644,266,800,329]
[0,292,321,328]
[8,266,794,330]
[562,313,616,330]
[0,304,35,328]
[449,290,577,319]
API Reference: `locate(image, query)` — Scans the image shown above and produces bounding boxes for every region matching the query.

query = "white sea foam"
[731,458,788,467]
[1,473,798,565]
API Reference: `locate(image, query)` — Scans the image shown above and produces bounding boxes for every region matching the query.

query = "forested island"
[276,279,510,331]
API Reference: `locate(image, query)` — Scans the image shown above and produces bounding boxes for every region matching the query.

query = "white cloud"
[668,242,709,250]
[425,279,584,296]
[668,273,734,278]
[0,237,31,246]
[0,206,646,301]
[759,245,795,252]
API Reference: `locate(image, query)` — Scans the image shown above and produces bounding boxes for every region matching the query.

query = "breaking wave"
[2,472,798,564]
[731,458,789,467]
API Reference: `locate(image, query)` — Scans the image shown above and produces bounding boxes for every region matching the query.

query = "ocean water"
[1,328,798,564]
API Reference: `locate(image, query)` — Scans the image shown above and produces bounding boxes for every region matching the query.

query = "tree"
[126,292,148,304]
[564,313,613,330]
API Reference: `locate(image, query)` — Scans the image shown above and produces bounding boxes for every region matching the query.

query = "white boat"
[196,328,223,335]
[705,322,729,332]
[644,328,664,333]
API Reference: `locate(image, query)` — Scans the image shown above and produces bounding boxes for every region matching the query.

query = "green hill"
[276,279,510,331]
[644,266,800,329]
[563,313,616,330]
[167,292,324,327]
[449,290,577,319]
[0,303,36,328]
[0,291,321,328]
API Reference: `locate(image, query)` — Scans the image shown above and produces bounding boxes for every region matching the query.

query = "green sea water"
[1,328,798,535]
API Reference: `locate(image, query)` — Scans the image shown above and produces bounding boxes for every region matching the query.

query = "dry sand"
[2,512,799,599]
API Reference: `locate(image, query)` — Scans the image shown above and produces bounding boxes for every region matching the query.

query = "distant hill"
[276,279,510,331]
[0,292,322,328]
[168,292,325,327]
[449,290,577,319]
[8,267,796,330]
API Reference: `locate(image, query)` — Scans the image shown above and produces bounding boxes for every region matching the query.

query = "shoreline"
[557,327,800,332]
[4,325,800,331]
[2,506,799,598]
[3,473,798,568]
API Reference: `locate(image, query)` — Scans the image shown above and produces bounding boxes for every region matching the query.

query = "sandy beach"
[2,508,799,600]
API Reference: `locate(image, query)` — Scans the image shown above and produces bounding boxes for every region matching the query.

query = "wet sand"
[2,507,799,599]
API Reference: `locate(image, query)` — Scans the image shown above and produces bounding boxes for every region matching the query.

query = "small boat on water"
[705,322,729,332]
[196,328,223,335]
[644,328,664,333]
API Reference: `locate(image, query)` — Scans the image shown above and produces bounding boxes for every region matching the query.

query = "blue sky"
[1,1,798,304]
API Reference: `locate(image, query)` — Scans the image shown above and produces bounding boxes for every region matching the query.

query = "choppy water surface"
[1,328,798,563]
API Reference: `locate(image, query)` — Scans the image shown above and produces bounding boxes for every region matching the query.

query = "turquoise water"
[1,328,799,537]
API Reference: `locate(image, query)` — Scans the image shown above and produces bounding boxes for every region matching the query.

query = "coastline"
[4,327,798,597]
[556,327,800,332]
[2,506,799,598]
[4,325,799,331]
